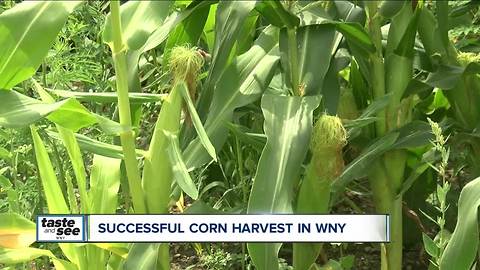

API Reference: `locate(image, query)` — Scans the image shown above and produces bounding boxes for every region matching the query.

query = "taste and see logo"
[37,215,85,242]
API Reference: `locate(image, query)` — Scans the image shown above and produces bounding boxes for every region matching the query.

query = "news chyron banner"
[36,214,389,243]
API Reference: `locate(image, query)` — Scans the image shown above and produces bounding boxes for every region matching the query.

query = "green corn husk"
[142,46,203,214]
[337,87,359,120]
[293,115,346,270]
[141,46,203,270]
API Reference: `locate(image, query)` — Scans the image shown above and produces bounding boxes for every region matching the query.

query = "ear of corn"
[293,115,347,269]
[142,46,203,213]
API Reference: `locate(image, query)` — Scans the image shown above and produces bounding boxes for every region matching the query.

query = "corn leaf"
[31,126,69,213]
[31,80,91,213]
[333,22,375,54]
[163,2,210,66]
[46,130,146,160]
[255,1,299,28]
[103,1,172,50]
[178,82,216,161]
[279,24,336,96]
[142,1,215,53]
[0,1,80,89]
[93,243,128,259]
[0,247,54,265]
[379,1,405,18]
[331,132,400,195]
[425,63,480,90]
[48,90,166,104]
[123,244,161,270]
[0,213,35,249]
[165,131,198,200]
[247,94,320,270]
[0,246,74,269]
[440,177,480,270]
[142,83,183,213]
[88,155,121,214]
[184,26,279,169]
[196,1,257,118]
[31,126,83,266]
[391,121,433,149]
[0,90,96,131]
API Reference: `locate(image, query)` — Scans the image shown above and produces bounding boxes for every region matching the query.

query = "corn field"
[0,0,480,269]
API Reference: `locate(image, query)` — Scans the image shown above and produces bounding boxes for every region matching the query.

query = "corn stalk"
[108,0,146,213]
[365,2,419,269]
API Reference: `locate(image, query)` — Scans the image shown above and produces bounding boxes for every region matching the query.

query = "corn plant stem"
[287,28,300,96]
[366,4,407,269]
[367,9,386,136]
[109,0,146,213]
[369,161,400,270]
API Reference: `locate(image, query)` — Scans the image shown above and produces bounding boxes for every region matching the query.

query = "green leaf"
[165,131,198,200]
[196,1,257,118]
[178,83,216,161]
[46,99,98,132]
[402,79,433,99]
[57,127,89,213]
[93,243,128,259]
[255,1,299,28]
[333,22,375,54]
[0,247,53,265]
[393,8,419,58]
[184,200,225,214]
[142,1,214,53]
[332,132,400,194]
[422,233,439,258]
[340,255,355,270]
[0,1,80,89]
[321,55,342,114]
[48,89,166,104]
[123,244,161,270]
[0,213,35,249]
[247,94,321,270]
[163,2,210,66]
[1,88,126,134]
[103,1,173,50]
[379,1,406,18]
[279,24,336,96]
[385,1,412,56]
[183,26,279,169]
[345,94,391,138]
[46,130,146,159]
[0,90,96,131]
[440,177,480,269]
[31,126,69,214]
[392,121,433,149]
[31,80,90,213]
[31,126,83,266]
[318,259,343,270]
[425,63,480,90]
[0,174,19,213]
[417,8,447,60]
[396,151,437,198]
[89,155,121,214]
[142,82,183,213]
[0,146,11,161]
[225,122,266,149]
